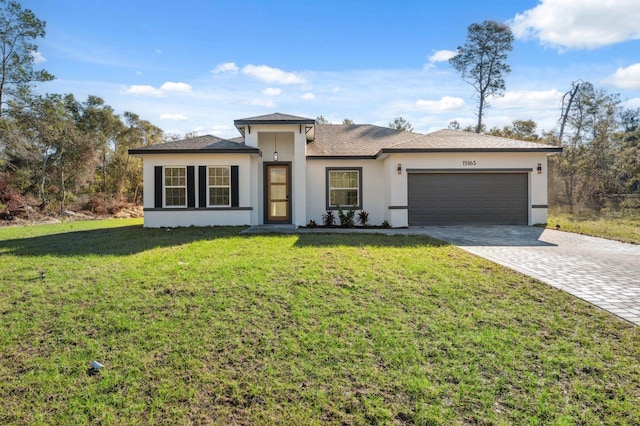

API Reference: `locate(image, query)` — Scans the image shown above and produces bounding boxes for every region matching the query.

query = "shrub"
[381,220,391,229]
[307,219,318,228]
[337,205,355,227]
[322,210,336,227]
[357,210,369,226]
[84,194,128,216]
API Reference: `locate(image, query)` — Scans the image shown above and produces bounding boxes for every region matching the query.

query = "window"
[327,168,362,209]
[164,167,186,207]
[208,166,230,206]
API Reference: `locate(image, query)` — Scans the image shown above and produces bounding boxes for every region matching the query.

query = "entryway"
[265,163,291,223]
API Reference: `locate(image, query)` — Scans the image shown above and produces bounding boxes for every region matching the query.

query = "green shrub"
[322,210,335,226]
[357,210,369,226]
[337,205,355,227]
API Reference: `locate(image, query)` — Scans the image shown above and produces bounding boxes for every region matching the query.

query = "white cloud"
[155,49,163,54]
[301,92,315,100]
[492,89,563,109]
[160,113,188,121]
[30,51,46,64]
[212,62,239,74]
[249,99,277,108]
[122,85,164,97]
[209,124,233,135]
[135,71,143,75]
[122,81,191,97]
[262,87,282,96]
[624,97,640,109]
[510,0,640,50]
[424,49,456,69]
[606,63,640,90]
[160,81,192,93]
[242,64,305,85]
[409,96,466,113]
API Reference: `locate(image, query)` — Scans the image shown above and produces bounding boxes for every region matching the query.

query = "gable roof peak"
[234,112,315,125]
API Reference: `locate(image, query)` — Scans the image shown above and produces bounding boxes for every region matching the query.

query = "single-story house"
[128,113,562,228]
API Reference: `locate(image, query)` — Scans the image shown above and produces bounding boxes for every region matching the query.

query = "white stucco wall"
[383,151,551,226]
[137,153,256,227]
[136,144,553,228]
[305,159,386,226]
[305,152,551,227]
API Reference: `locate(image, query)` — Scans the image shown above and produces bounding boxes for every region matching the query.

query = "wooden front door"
[266,164,290,222]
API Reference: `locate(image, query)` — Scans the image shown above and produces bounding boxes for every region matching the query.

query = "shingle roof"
[128,120,562,157]
[306,124,418,156]
[128,135,259,154]
[234,112,315,125]
[380,129,562,153]
[307,126,562,157]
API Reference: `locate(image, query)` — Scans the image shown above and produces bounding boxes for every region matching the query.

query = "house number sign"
[462,160,477,166]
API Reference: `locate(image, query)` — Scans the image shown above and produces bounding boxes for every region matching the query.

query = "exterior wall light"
[537,163,542,174]
[397,163,402,174]
[273,132,278,161]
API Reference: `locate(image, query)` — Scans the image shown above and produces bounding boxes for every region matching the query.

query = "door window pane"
[270,168,287,183]
[270,201,287,217]
[270,185,287,200]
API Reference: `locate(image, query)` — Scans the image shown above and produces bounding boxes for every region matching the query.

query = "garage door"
[408,173,528,225]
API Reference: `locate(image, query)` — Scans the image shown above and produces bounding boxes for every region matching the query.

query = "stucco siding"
[383,152,551,226]
[138,153,255,227]
[306,160,386,226]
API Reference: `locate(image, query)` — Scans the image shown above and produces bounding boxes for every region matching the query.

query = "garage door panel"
[408,173,528,225]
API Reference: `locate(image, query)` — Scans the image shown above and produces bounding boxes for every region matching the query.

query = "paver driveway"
[421,226,640,325]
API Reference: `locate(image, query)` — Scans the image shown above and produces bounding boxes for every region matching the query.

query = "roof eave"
[375,147,563,157]
[306,155,377,160]
[128,148,261,155]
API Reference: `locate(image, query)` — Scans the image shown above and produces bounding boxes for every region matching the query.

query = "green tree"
[0,0,54,116]
[76,96,124,194]
[342,118,354,125]
[488,119,539,141]
[389,116,413,132]
[552,82,623,212]
[315,115,328,125]
[449,20,514,133]
[111,112,162,200]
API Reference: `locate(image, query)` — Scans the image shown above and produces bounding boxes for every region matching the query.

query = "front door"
[266,164,290,223]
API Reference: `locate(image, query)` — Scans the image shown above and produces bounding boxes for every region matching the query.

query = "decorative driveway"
[420,226,640,326]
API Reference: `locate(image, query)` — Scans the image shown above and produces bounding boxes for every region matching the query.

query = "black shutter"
[154,166,163,208]
[187,166,195,208]
[231,166,239,207]
[198,166,207,208]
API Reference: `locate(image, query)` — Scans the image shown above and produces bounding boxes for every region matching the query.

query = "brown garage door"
[408,173,528,225]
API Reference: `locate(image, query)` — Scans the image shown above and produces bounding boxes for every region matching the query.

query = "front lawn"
[0,219,638,424]
[546,211,640,244]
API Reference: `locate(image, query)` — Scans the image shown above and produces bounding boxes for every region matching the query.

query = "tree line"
[0,0,162,216]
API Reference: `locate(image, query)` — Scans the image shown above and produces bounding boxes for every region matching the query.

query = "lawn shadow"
[0,225,245,257]
[292,232,448,248]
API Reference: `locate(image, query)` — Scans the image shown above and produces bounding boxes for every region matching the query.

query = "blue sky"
[23,0,640,138]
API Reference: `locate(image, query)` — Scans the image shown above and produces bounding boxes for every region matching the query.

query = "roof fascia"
[375,147,563,157]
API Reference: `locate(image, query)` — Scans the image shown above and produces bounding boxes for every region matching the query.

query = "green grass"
[1,219,638,425]
[546,211,640,244]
